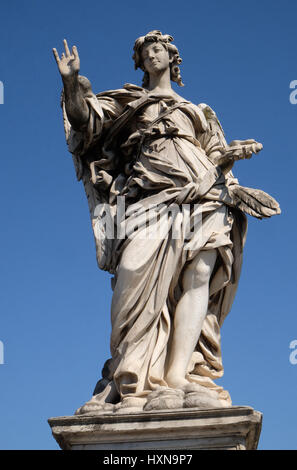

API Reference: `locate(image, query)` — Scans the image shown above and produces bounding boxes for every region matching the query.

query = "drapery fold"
[63,82,247,404]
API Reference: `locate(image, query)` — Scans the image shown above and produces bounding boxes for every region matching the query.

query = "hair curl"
[132,30,184,88]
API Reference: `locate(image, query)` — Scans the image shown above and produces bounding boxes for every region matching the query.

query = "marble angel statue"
[53,31,280,414]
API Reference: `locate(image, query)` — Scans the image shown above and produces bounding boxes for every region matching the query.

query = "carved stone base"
[48,406,262,450]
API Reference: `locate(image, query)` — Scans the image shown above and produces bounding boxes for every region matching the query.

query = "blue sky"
[0,0,296,450]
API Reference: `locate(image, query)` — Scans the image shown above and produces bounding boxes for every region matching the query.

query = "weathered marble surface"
[48,406,262,450]
[53,31,280,416]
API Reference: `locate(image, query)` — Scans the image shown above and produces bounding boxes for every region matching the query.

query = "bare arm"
[53,39,90,130]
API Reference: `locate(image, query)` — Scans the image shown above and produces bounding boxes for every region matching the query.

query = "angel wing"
[198,103,281,219]
[61,88,117,274]
[227,185,281,219]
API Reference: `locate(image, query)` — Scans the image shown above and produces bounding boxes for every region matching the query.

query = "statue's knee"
[183,258,211,290]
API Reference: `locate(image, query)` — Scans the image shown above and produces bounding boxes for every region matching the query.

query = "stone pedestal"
[48,406,262,450]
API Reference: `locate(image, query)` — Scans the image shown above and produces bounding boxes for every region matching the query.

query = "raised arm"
[53,39,90,130]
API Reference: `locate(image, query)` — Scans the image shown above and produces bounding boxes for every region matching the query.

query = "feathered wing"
[228,185,281,219]
[80,165,116,273]
[61,90,117,274]
[198,103,281,219]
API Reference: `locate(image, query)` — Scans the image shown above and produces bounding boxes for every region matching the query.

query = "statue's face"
[141,42,171,75]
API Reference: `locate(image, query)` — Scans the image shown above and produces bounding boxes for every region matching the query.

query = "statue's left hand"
[227,139,263,160]
[216,139,263,173]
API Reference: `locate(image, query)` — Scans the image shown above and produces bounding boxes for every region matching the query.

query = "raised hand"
[52,39,89,129]
[53,39,80,79]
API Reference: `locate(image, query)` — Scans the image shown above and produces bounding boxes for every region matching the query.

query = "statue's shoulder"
[96,83,146,101]
[123,83,147,93]
[197,103,224,134]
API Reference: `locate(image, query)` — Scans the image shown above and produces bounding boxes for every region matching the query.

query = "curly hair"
[132,30,184,88]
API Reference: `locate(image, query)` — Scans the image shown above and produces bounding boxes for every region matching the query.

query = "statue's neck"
[147,68,172,93]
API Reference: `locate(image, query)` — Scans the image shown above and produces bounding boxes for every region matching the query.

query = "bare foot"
[75,396,114,415]
[75,381,118,415]
[114,396,146,414]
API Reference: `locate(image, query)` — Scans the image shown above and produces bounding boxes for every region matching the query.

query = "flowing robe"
[63,83,247,404]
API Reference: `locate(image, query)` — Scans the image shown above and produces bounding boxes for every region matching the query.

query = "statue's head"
[133,30,184,88]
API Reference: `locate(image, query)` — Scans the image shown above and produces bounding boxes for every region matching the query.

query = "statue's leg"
[165,249,217,389]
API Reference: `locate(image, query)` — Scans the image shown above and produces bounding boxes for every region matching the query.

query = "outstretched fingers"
[52,39,80,77]
[52,48,60,64]
[53,39,73,63]
[63,38,71,56]
[72,45,78,58]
